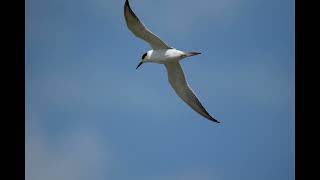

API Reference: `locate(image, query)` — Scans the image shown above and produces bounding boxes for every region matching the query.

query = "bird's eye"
[142,53,147,59]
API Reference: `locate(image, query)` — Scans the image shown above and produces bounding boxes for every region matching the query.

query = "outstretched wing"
[164,62,220,123]
[124,0,171,50]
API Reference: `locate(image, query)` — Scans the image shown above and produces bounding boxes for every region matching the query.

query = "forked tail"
[185,52,201,57]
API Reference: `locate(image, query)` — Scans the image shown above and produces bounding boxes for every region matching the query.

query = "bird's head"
[136,51,150,69]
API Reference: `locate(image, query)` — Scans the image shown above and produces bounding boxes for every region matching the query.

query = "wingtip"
[208,116,220,123]
[211,118,221,123]
[124,0,129,9]
[124,0,130,12]
[201,109,220,123]
[124,0,140,23]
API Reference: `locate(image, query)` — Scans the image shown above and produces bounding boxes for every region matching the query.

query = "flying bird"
[124,0,220,123]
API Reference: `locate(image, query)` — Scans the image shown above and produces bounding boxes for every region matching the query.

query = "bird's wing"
[164,62,220,123]
[124,0,171,50]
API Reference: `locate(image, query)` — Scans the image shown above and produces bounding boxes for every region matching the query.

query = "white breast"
[148,49,184,64]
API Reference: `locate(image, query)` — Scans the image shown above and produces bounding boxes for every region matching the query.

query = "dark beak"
[136,61,143,69]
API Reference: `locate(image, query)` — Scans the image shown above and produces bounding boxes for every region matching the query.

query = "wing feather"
[164,63,220,123]
[124,0,171,50]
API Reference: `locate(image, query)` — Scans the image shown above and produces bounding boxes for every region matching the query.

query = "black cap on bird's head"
[141,52,147,59]
[136,52,148,69]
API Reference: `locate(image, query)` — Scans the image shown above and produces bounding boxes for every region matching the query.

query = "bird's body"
[124,0,220,123]
[144,49,187,64]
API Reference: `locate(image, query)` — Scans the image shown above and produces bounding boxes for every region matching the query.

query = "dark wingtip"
[201,108,220,123]
[208,116,220,123]
[210,118,220,123]
[213,119,221,123]
[124,0,130,14]
[124,0,140,23]
[124,0,129,11]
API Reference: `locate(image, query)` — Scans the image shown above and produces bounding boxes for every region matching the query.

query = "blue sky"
[26,0,295,180]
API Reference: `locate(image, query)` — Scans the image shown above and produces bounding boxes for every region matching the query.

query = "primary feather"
[124,0,171,50]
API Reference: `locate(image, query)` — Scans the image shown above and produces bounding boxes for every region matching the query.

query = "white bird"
[124,0,220,123]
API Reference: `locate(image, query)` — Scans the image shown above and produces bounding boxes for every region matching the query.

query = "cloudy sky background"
[26,0,295,179]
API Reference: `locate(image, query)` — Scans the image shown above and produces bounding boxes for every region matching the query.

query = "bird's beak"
[136,61,143,69]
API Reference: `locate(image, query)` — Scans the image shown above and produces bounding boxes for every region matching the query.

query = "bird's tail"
[185,52,201,57]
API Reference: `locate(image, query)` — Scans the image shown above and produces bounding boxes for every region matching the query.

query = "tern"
[124,0,220,123]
